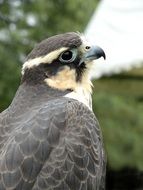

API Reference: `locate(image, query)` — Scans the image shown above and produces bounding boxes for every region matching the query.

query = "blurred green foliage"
[0,0,143,172]
[92,71,143,170]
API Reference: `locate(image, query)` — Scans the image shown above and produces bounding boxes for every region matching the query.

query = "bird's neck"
[9,79,92,115]
[9,83,71,113]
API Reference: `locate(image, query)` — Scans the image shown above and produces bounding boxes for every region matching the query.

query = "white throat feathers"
[64,87,93,110]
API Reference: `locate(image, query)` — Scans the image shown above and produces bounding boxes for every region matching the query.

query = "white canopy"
[85,0,143,78]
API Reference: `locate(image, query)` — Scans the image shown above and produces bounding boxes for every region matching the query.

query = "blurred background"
[0,0,143,189]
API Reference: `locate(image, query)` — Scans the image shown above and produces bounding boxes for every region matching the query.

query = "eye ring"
[59,49,77,63]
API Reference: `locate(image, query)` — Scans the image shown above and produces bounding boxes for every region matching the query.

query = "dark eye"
[85,46,91,50]
[59,49,77,63]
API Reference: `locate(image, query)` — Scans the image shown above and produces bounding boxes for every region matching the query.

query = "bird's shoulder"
[0,97,105,190]
[33,96,94,121]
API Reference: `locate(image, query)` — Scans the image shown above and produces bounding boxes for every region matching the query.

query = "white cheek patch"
[22,47,68,75]
[44,66,77,91]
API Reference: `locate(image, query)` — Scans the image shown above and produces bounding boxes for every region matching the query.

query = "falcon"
[0,32,106,190]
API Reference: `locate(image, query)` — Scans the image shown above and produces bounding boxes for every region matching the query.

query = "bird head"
[22,32,105,93]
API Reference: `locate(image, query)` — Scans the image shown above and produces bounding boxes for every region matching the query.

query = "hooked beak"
[79,45,106,66]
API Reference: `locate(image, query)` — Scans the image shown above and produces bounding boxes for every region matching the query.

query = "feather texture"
[0,83,105,190]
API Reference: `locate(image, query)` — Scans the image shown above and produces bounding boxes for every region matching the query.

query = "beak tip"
[96,46,106,60]
[102,51,106,60]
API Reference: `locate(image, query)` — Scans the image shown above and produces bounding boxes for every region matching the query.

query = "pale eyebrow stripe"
[22,47,68,75]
